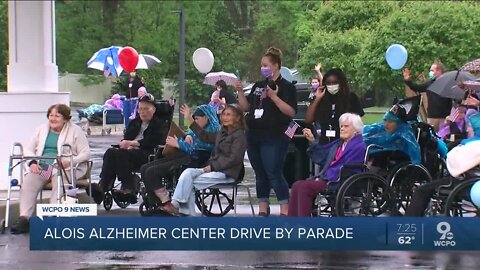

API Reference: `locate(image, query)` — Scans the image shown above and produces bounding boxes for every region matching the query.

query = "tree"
[359,2,480,104]
[296,28,372,95]
[297,1,480,106]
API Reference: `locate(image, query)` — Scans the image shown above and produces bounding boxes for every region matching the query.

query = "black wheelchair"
[313,145,393,217]
[388,122,446,215]
[314,121,445,217]
[137,149,211,216]
[138,151,250,217]
[424,175,480,217]
[102,99,175,211]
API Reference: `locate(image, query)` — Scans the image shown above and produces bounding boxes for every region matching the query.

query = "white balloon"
[192,48,214,73]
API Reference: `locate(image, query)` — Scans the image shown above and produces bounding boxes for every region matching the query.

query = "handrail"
[365,144,384,164]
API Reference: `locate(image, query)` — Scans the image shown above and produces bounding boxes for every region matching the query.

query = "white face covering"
[326,84,340,95]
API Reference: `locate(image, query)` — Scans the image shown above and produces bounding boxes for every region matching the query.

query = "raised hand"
[234,81,243,92]
[403,68,410,81]
[315,86,326,100]
[180,104,194,124]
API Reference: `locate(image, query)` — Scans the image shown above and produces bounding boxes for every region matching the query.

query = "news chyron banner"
[30,217,479,251]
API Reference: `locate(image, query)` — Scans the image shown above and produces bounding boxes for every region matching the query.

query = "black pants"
[99,147,150,192]
[405,177,452,216]
[140,151,191,191]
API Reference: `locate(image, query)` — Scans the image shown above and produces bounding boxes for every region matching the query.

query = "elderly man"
[90,94,168,204]
[403,61,452,131]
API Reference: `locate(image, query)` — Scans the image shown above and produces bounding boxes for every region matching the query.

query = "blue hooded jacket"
[363,112,421,164]
[178,104,220,154]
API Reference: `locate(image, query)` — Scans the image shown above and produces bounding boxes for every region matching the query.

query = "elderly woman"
[437,106,477,149]
[406,112,480,216]
[129,86,148,120]
[288,113,366,216]
[363,97,421,165]
[11,104,90,234]
[90,94,168,204]
[140,104,220,206]
[77,93,123,121]
[161,104,247,216]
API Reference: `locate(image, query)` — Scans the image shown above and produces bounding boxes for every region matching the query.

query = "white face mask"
[326,84,340,95]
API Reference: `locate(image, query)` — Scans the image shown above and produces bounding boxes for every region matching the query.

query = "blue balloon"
[385,44,408,70]
[470,181,480,208]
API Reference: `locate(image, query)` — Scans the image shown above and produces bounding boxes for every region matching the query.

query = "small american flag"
[285,120,300,139]
[38,164,54,180]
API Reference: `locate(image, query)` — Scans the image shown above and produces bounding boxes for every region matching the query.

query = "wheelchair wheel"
[313,194,336,217]
[103,192,113,211]
[113,195,131,209]
[335,173,391,217]
[444,178,480,217]
[389,163,432,216]
[195,188,234,217]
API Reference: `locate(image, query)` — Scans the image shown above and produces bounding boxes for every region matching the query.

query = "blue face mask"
[428,71,435,79]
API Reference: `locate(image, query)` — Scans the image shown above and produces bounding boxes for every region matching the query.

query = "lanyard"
[329,104,336,130]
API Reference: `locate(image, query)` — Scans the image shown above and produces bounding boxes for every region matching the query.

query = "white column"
[0,0,70,190]
[7,0,58,93]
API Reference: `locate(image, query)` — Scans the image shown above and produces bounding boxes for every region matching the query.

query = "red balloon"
[118,47,139,73]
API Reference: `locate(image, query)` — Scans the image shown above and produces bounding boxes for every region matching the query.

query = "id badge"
[254,109,264,119]
[129,83,133,88]
[326,130,336,138]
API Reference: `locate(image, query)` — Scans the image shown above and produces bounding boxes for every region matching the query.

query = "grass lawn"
[362,113,384,125]
[363,107,388,125]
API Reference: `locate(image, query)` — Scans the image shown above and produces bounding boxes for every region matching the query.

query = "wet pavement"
[2,115,480,269]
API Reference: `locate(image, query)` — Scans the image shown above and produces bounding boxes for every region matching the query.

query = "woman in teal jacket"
[140,104,220,205]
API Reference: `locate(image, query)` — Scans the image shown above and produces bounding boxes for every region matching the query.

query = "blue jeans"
[247,132,290,204]
[123,99,137,128]
[172,168,234,215]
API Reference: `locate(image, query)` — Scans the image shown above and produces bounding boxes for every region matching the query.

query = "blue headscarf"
[178,104,220,154]
[363,111,421,164]
[461,112,480,145]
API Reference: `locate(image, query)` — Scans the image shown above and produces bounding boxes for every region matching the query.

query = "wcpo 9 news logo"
[434,221,455,247]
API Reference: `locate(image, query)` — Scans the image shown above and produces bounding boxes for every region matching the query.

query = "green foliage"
[3,0,480,106]
[297,1,480,106]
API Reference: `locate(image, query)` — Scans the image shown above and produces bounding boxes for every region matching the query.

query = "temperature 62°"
[398,236,415,244]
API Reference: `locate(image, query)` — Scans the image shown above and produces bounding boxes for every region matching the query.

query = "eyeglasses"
[138,93,155,102]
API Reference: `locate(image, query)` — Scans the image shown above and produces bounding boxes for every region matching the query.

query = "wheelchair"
[424,175,480,217]
[313,145,394,217]
[102,99,175,211]
[388,122,446,215]
[138,150,250,217]
[137,149,212,216]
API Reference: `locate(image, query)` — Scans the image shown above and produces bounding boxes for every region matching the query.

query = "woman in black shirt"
[305,68,364,144]
[236,47,297,216]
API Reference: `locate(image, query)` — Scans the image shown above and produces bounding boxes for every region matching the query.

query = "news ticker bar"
[29,217,479,251]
